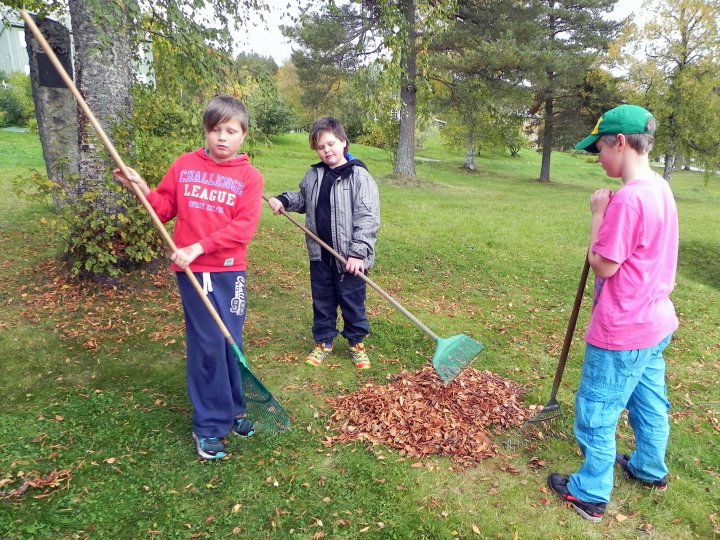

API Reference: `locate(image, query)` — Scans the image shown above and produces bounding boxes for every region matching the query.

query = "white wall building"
[0,13,30,75]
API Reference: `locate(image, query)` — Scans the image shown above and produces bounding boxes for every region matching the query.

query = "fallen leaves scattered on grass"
[324,366,532,465]
[4,259,183,349]
[273,352,300,365]
[1,469,73,499]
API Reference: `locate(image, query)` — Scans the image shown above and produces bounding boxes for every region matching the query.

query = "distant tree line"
[2,0,718,279]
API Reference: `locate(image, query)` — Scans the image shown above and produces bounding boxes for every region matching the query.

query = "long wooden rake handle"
[547,257,591,401]
[264,194,440,341]
[21,10,239,350]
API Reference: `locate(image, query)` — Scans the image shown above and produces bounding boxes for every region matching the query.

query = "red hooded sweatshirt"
[147,148,263,272]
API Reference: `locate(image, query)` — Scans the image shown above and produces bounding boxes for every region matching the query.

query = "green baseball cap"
[575,104,655,153]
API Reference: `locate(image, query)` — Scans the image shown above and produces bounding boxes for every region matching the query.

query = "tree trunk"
[24,15,80,209]
[663,153,675,182]
[538,94,553,183]
[663,111,677,182]
[463,144,476,171]
[68,0,134,213]
[394,0,417,179]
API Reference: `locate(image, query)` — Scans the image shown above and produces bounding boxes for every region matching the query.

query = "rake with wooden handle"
[264,195,483,383]
[527,257,590,423]
[21,10,290,434]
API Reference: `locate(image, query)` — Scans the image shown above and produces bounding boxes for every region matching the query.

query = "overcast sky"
[237,0,645,65]
[236,1,297,65]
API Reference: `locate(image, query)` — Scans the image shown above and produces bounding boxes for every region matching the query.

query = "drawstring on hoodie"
[202,272,213,295]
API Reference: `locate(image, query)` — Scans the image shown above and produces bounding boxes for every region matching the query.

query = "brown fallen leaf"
[1,469,73,500]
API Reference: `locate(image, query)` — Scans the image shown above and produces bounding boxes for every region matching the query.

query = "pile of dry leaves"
[324,366,532,465]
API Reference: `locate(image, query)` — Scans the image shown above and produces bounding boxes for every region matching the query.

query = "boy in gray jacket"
[268,117,380,369]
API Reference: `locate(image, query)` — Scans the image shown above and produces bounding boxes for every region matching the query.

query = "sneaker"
[615,453,668,491]
[306,343,333,366]
[547,473,606,523]
[192,433,227,460]
[349,343,370,370]
[231,417,255,438]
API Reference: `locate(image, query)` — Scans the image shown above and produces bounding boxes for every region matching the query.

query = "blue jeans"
[309,261,368,346]
[568,335,672,504]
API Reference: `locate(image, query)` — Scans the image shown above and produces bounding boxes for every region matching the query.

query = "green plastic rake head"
[432,335,485,383]
[233,345,292,435]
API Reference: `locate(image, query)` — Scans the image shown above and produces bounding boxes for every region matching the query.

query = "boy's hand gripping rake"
[527,258,590,423]
[22,11,290,435]
[264,195,483,383]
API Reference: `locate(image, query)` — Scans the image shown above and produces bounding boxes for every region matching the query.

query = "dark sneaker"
[231,417,255,438]
[306,343,333,366]
[548,473,606,523]
[192,433,227,460]
[615,453,668,491]
[349,343,370,370]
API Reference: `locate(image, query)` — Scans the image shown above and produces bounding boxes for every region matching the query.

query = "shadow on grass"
[679,239,720,290]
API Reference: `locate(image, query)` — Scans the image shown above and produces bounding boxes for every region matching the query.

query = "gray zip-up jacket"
[279,163,380,272]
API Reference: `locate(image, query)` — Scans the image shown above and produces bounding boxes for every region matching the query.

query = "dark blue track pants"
[310,261,369,346]
[177,271,247,438]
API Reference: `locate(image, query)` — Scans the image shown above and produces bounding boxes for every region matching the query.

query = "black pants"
[309,260,368,346]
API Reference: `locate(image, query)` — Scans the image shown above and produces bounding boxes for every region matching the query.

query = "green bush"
[0,72,35,127]
[356,119,399,153]
[247,80,299,138]
[63,190,163,278]
[24,168,165,279]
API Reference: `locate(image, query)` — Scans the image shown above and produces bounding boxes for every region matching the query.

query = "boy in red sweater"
[114,95,263,460]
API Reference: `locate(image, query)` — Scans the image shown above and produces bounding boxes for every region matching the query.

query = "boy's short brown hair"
[203,95,249,132]
[309,117,349,152]
[599,116,657,154]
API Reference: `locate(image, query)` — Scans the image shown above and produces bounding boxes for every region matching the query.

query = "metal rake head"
[526,399,561,424]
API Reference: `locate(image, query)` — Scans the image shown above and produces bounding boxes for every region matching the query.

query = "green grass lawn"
[1,129,719,539]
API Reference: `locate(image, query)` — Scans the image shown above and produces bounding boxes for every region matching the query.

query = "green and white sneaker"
[305,342,333,366]
[350,343,370,370]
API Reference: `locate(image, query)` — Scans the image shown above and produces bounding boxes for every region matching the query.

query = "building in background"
[1,11,30,75]
[1,9,154,85]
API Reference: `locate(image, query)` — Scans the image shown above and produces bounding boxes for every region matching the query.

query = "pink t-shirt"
[586,175,679,350]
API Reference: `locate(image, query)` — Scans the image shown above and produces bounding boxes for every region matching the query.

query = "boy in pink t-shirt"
[548,105,679,523]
